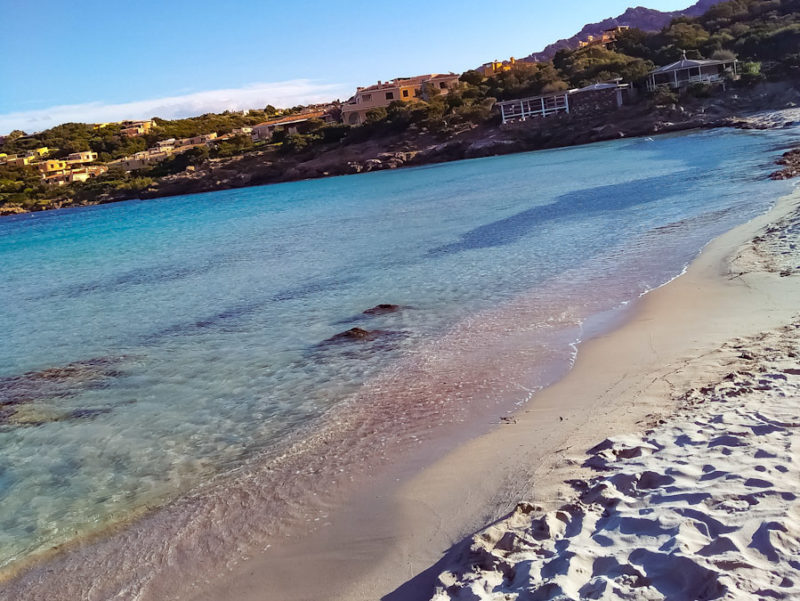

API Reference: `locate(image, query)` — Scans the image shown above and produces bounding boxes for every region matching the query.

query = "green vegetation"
[2,0,799,214]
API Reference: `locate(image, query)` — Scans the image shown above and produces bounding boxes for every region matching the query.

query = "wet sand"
[186,189,800,601]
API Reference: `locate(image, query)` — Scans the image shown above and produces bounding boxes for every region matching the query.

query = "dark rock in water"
[0,356,124,407]
[324,327,379,343]
[363,304,402,316]
[317,327,409,354]
[770,148,800,180]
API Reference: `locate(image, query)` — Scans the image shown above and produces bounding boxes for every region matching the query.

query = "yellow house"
[120,120,155,137]
[67,151,98,163]
[38,159,68,173]
[23,147,50,158]
[478,58,516,77]
[8,156,35,167]
[341,73,460,125]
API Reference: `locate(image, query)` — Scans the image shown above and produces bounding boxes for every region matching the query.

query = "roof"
[253,110,326,128]
[575,82,624,91]
[356,73,458,93]
[496,81,626,107]
[650,57,733,74]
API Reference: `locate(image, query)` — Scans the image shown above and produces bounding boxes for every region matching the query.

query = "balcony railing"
[498,93,569,124]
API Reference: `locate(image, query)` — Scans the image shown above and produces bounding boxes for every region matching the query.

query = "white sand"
[433,325,800,600]
[430,198,800,600]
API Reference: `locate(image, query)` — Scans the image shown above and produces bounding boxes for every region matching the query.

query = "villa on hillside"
[646,53,739,91]
[67,151,98,164]
[577,26,629,49]
[43,165,108,186]
[37,157,107,185]
[175,133,218,147]
[496,81,630,124]
[250,110,330,141]
[478,58,517,77]
[341,73,460,125]
[120,120,156,137]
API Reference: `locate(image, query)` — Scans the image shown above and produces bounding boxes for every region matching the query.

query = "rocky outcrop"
[770,148,800,180]
[346,151,418,174]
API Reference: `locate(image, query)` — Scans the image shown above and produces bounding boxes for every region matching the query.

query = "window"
[385,92,394,100]
[402,89,409,98]
[362,93,372,102]
[439,82,447,89]
[414,89,421,97]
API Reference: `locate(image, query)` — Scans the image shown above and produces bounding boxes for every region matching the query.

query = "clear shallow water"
[0,128,797,576]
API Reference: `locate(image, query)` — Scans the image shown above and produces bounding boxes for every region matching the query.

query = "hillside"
[522,0,728,62]
[2,0,799,215]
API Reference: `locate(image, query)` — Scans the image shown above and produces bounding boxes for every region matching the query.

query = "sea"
[0,127,798,599]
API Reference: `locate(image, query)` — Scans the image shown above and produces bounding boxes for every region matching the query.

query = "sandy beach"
[180,185,800,601]
[2,151,797,601]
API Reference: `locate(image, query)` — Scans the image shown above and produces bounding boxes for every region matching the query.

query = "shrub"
[652,85,678,106]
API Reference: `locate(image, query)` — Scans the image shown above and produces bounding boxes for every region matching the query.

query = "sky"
[1,0,696,134]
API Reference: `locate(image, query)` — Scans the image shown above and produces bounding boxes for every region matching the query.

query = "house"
[175,133,218,147]
[496,81,629,124]
[7,155,36,167]
[24,147,50,158]
[251,111,327,141]
[110,150,173,172]
[340,73,460,125]
[478,58,516,77]
[38,159,68,173]
[43,165,108,186]
[120,120,155,137]
[67,151,98,163]
[578,26,629,49]
[646,52,739,91]
[155,138,176,152]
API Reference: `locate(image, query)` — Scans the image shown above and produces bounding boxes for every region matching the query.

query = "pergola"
[647,53,739,91]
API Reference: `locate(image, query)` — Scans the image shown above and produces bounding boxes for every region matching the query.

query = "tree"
[459,70,484,86]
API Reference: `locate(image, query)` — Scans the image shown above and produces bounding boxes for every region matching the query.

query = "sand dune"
[431,200,800,601]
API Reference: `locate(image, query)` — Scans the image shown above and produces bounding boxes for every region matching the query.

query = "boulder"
[363,304,401,315]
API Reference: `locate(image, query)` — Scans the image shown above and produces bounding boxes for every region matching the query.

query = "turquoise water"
[0,128,796,583]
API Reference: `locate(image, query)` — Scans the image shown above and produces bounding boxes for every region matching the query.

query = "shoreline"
[183,187,800,601]
[1,140,796,601]
[2,99,798,219]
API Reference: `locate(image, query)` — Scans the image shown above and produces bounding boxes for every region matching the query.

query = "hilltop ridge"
[521,0,728,62]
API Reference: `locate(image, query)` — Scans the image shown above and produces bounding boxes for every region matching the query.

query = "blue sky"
[1,0,695,133]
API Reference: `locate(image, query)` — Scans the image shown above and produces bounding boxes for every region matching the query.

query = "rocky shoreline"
[3,82,799,217]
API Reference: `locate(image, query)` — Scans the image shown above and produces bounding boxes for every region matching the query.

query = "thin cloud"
[0,80,353,134]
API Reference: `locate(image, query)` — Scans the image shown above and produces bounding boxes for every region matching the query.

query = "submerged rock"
[323,327,379,343]
[0,356,124,407]
[317,327,409,352]
[363,304,402,316]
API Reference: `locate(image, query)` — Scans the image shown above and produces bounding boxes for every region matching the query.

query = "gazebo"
[646,52,738,91]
